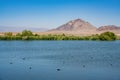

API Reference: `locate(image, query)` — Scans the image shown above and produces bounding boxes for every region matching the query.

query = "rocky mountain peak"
[52,18,96,31]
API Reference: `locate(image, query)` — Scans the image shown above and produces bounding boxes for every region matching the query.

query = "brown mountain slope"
[97,25,120,35]
[97,25,120,31]
[49,19,120,35]
[51,19,97,31]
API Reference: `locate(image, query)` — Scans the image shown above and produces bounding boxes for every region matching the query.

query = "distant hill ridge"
[0,18,120,35]
[52,19,96,31]
[97,25,120,31]
[49,19,120,35]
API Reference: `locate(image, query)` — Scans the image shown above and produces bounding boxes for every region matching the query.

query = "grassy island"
[0,30,118,41]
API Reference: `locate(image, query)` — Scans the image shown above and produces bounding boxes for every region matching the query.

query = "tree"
[21,30,33,36]
[99,32,117,41]
[4,32,13,36]
[16,33,21,36]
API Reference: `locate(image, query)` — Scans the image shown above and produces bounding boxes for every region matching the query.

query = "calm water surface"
[0,41,120,80]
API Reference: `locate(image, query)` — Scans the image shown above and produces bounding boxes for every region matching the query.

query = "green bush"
[0,36,7,40]
[4,32,13,36]
[22,36,29,40]
[0,31,118,41]
[117,36,120,40]
[16,33,21,36]
[21,30,33,36]
[90,34,100,40]
[99,32,116,41]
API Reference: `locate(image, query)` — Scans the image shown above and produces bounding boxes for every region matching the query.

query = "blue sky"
[0,0,120,29]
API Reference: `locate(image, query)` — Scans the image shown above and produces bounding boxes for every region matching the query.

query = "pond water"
[0,41,120,80]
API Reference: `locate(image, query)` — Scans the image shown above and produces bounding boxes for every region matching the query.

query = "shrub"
[90,34,100,40]
[0,31,117,41]
[99,32,117,41]
[4,32,13,36]
[22,36,29,40]
[16,33,21,36]
[21,30,33,36]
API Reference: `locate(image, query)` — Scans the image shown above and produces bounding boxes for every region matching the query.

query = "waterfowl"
[29,67,32,69]
[9,62,13,64]
[57,68,61,71]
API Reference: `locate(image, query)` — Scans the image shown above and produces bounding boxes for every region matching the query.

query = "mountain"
[97,25,120,35]
[97,25,120,31]
[49,19,120,35]
[51,19,97,31]
[0,26,48,32]
[0,19,120,35]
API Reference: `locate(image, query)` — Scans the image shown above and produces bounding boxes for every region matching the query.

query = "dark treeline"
[0,30,117,41]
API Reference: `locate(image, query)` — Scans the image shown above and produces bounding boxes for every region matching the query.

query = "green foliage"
[99,32,117,41]
[34,34,39,36]
[22,36,29,40]
[4,32,13,36]
[16,33,21,36]
[0,36,21,40]
[0,31,118,41]
[0,36,7,40]
[21,30,33,36]
[90,34,100,40]
[117,36,120,40]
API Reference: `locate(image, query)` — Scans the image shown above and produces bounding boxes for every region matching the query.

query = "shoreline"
[0,30,118,41]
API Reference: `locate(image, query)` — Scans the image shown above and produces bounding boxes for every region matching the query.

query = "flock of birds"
[9,57,62,71]
[9,55,113,72]
[8,56,87,71]
[9,57,33,70]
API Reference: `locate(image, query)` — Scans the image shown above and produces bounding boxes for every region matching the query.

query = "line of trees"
[0,30,117,41]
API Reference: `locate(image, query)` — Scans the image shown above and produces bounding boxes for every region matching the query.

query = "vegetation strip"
[0,30,117,41]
